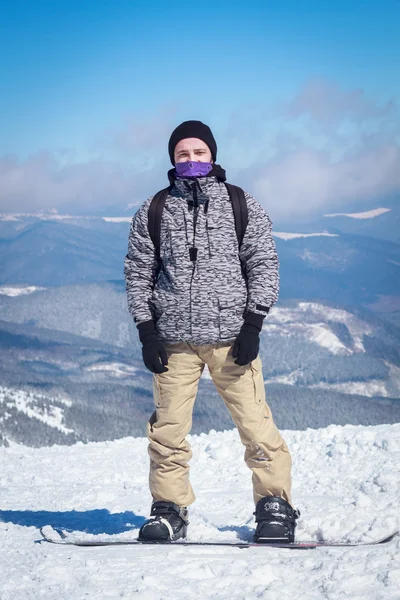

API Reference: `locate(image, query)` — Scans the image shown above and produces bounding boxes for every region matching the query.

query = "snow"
[264,302,370,354]
[309,379,389,398]
[0,212,131,223]
[307,322,349,354]
[102,217,132,223]
[265,369,303,386]
[85,362,138,378]
[264,374,390,397]
[0,214,21,221]
[0,286,46,296]
[202,364,212,380]
[0,423,399,599]
[0,388,73,434]
[324,208,391,220]
[274,231,339,240]
[298,302,369,352]
[0,212,80,221]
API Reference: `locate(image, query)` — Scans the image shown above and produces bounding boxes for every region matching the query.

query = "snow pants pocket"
[249,356,267,406]
[152,374,164,408]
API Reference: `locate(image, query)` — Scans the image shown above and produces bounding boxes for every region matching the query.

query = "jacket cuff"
[244,311,265,332]
[137,319,156,342]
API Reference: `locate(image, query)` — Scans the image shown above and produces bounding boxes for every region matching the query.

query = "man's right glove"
[232,311,265,366]
[137,320,169,374]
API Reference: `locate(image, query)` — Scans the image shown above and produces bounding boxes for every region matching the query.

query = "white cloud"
[230,82,400,218]
[0,84,399,217]
[282,79,397,123]
[243,144,400,218]
[0,152,167,213]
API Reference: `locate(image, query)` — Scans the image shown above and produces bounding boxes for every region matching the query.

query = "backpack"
[148,183,248,263]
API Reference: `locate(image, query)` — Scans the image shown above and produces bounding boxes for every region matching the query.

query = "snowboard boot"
[138,501,189,542]
[253,496,300,544]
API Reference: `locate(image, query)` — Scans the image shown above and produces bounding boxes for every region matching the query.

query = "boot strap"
[151,501,189,523]
[156,517,174,539]
[254,509,300,523]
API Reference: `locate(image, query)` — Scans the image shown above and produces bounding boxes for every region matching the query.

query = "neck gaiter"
[175,161,213,178]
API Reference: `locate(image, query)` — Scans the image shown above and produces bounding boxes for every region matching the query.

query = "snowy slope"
[274,231,339,240]
[0,212,132,223]
[319,203,399,243]
[261,302,400,398]
[265,302,370,354]
[0,423,399,599]
[0,286,46,297]
[0,387,72,434]
[0,388,79,447]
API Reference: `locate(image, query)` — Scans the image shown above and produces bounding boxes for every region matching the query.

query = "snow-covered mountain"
[260,302,400,399]
[1,290,399,446]
[0,388,77,447]
[1,202,399,447]
[0,283,397,357]
[324,207,391,220]
[0,286,46,297]
[0,211,131,222]
[0,207,399,308]
[320,200,400,243]
[275,198,399,243]
[274,231,339,240]
[0,423,399,599]
[0,220,128,286]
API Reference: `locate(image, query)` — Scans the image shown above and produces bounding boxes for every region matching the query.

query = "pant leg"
[147,341,204,507]
[206,342,292,506]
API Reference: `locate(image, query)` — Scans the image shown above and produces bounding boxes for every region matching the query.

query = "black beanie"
[168,120,217,165]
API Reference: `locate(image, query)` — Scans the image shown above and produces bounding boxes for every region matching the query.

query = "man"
[124,120,299,543]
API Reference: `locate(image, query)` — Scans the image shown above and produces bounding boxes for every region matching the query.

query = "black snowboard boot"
[253,496,300,543]
[138,501,189,542]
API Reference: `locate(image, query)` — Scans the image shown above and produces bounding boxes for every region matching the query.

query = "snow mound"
[0,423,399,599]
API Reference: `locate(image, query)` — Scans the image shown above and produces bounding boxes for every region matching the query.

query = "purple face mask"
[175,161,213,178]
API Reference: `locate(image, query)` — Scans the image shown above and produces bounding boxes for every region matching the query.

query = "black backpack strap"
[148,187,171,258]
[225,183,248,249]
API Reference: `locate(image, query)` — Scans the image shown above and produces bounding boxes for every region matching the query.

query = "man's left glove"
[232,312,264,366]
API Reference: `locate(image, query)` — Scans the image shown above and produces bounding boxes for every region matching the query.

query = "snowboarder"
[124,120,299,543]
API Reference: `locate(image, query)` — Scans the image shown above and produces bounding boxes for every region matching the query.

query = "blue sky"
[1,0,399,216]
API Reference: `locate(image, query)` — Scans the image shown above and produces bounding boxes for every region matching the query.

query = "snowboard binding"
[253,496,300,543]
[138,501,189,542]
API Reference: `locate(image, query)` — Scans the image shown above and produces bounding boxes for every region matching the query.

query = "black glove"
[232,312,264,366]
[137,320,169,374]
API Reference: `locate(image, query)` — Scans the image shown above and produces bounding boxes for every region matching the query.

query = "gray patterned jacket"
[124,173,279,345]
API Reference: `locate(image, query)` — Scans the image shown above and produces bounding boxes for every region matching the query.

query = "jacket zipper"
[189,182,199,337]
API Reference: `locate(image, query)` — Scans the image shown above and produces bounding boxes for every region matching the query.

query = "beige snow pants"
[147,341,292,508]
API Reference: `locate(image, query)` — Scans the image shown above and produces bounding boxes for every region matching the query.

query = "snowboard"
[39,526,399,550]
